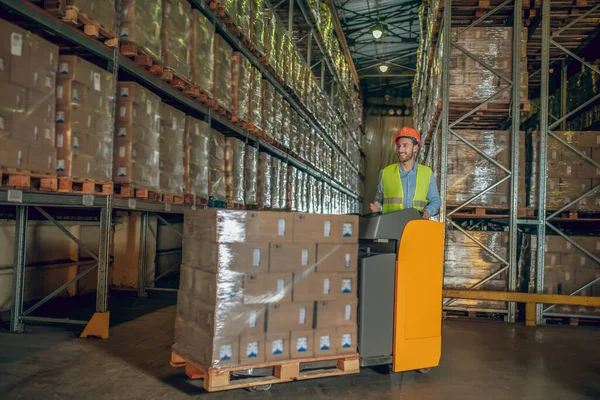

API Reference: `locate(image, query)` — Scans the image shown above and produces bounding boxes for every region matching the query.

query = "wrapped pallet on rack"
[213,34,233,114]
[287,165,296,211]
[279,160,288,211]
[159,103,186,201]
[161,0,192,85]
[231,52,251,124]
[249,67,263,133]
[209,129,226,207]
[224,137,245,208]
[56,55,115,191]
[272,92,283,144]
[191,9,215,102]
[250,0,265,57]
[65,0,118,40]
[262,80,275,141]
[114,82,161,196]
[184,116,211,206]
[0,19,58,190]
[120,0,163,65]
[244,144,258,207]
[257,152,272,209]
[270,157,281,210]
[173,208,359,391]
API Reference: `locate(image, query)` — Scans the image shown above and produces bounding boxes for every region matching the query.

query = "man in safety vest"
[369,127,441,219]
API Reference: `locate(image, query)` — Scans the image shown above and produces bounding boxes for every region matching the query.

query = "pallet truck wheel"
[248,384,272,392]
[418,368,431,374]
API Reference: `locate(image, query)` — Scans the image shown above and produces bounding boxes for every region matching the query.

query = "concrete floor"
[1,299,599,400]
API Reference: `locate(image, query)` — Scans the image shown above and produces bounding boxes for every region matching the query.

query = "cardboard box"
[315,300,358,329]
[577,132,600,148]
[267,302,314,332]
[335,326,358,355]
[265,331,290,361]
[576,162,600,179]
[0,19,31,59]
[183,241,269,273]
[183,266,244,306]
[31,34,59,71]
[334,215,359,243]
[545,253,562,267]
[56,153,95,179]
[10,55,38,89]
[56,79,88,107]
[313,329,336,357]
[117,101,159,131]
[211,336,240,367]
[240,334,266,365]
[115,122,160,148]
[270,243,316,273]
[290,330,314,358]
[0,138,28,168]
[316,244,358,272]
[56,105,95,133]
[27,142,56,174]
[562,253,589,269]
[575,267,600,297]
[257,212,293,242]
[293,271,337,302]
[0,83,26,111]
[180,300,265,337]
[335,272,357,298]
[293,213,335,242]
[58,55,100,86]
[243,273,292,304]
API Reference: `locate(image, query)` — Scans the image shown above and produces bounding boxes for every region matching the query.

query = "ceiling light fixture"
[379,64,389,73]
[371,23,385,39]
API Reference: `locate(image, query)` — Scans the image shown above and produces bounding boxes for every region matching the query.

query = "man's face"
[396,138,418,162]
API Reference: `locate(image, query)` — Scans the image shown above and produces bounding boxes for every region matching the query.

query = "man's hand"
[369,202,382,213]
[422,210,431,219]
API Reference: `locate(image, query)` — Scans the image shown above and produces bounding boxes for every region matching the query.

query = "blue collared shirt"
[376,163,441,216]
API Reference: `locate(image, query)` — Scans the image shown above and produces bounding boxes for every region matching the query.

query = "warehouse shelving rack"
[416,0,600,325]
[2,0,361,334]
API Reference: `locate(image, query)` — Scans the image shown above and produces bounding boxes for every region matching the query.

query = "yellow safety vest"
[382,163,432,214]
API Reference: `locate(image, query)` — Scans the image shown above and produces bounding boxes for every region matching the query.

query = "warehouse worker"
[369,127,441,219]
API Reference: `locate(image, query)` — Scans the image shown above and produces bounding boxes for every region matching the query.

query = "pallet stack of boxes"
[120,0,162,62]
[543,235,600,316]
[208,129,226,205]
[56,56,114,182]
[175,209,358,368]
[191,9,214,99]
[159,103,186,195]
[68,0,117,34]
[114,82,161,191]
[0,19,58,176]
[184,116,211,202]
[213,34,233,113]
[224,137,246,206]
[161,0,192,82]
[244,144,259,207]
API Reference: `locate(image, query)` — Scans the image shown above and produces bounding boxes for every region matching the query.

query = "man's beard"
[398,152,414,162]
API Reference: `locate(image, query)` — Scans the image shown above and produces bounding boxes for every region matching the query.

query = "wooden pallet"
[1,168,58,191]
[61,6,118,48]
[120,41,164,77]
[160,192,185,204]
[184,194,209,207]
[448,206,534,219]
[170,351,360,392]
[544,315,600,327]
[443,309,507,321]
[226,201,244,210]
[57,178,113,195]
[114,184,161,201]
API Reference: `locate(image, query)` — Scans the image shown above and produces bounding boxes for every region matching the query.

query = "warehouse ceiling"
[333,0,421,102]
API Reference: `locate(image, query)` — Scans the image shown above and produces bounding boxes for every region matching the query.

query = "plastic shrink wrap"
[257,152,272,209]
[70,0,117,33]
[213,34,233,112]
[114,82,161,190]
[120,0,162,62]
[225,137,246,205]
[231,53,251,123]
[191,9,214,97]
[244,145,258,206]
[162,0,191,81]
[56,55,115,181]
[185,116,210,199]
[209,129,226,202]
[270,157,281,210]
[159,103,186,193]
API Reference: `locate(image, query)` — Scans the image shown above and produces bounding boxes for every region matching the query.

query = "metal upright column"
[560,59,567,131]
[307,31,313,70]
[535,0,551,325]
[138,211,149,297]
[288,0,294,33]
[10,206,28,333]
[507,0,523,323]
[321,61,326,89]
[439,0,451,224]
[96,196,112,313]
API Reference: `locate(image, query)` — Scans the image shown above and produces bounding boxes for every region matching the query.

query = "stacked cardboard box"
[184,116,210,200]
[0,20,58,174]
[530,131,600,211]
[69,0,117,33]
[159,103,185,194]
[175,209,358,367]
[542,235,600,316]
[248,67,262,131]
[209,129,226,202]
[230,53,251,122]
[213,34,232,112]
[114,82,161,190]
[224,137,245,205]
[161,0,192,81]
[120,0,162,61]
[444,230,509,311]
[446,130,527,209]
[191,9,214,97]
[56,56,114,181]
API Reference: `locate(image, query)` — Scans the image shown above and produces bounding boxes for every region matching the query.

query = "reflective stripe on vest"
[382,163,432,214]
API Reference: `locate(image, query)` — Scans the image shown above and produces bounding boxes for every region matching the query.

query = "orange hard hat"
[392,127,421,146]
